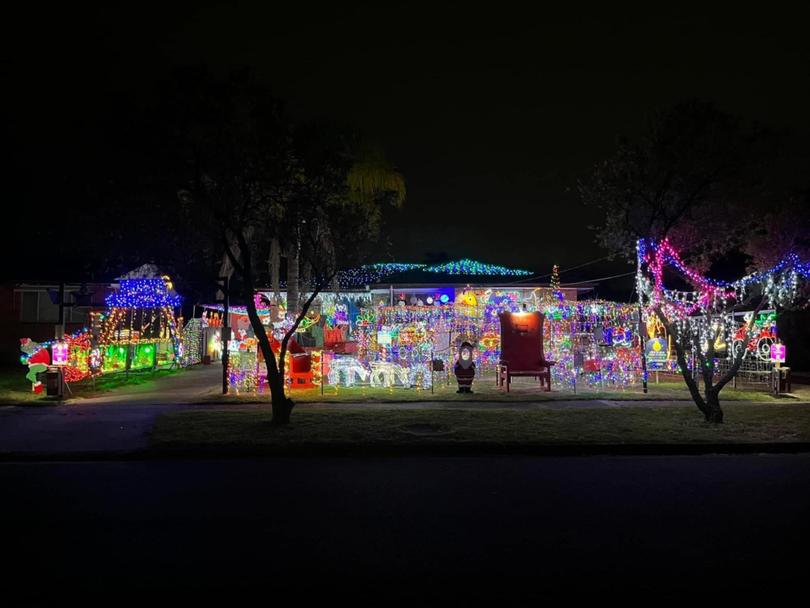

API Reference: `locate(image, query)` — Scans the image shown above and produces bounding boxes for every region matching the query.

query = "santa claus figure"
[454,341,476,394]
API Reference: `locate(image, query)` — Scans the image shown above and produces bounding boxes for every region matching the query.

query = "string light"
[106,278,182,308]
[636,238,808,362]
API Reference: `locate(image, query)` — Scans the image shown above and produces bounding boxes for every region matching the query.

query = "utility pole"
[638,303,648,394]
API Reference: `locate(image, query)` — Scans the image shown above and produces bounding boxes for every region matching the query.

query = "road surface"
[2,455,808,602]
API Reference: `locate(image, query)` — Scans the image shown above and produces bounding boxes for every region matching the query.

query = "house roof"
[339,259,539,288]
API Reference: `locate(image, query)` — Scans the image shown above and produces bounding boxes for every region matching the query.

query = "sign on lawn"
[645,337,669,368]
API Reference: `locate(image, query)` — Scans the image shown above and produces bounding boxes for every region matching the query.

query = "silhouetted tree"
[170,69,404,424]
[580,100,774,268]
[583,101,807,422]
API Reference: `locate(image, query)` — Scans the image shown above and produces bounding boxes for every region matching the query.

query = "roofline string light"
[339,259,533,287]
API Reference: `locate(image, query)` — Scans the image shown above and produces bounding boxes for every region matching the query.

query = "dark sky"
[5,3,810,296]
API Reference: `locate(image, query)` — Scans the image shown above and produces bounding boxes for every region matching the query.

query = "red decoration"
[28,349,50,366]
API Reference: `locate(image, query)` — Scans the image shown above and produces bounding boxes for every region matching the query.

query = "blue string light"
[106,279,182,308]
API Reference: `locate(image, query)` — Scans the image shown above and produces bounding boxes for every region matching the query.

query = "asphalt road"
[2,455,809,603]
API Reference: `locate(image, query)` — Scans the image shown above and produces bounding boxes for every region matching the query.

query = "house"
[0,281,113,362]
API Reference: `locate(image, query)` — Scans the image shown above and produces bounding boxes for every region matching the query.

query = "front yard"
[210,373,810,404]
[0,366,184,405]
[151,403,810,454]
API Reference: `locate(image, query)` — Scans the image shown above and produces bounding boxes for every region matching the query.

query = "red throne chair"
[497,311,555,392]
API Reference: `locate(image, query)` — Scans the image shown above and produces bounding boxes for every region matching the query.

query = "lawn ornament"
[454,341,476,393]
[327,356,369,387]
[20,339,49,394]
[369,361,411,388]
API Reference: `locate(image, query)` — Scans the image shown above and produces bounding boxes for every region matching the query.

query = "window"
[21,292,38,321]
[38,291,59,323]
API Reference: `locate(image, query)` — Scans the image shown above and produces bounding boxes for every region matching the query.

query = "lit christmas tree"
[550,264,561,291]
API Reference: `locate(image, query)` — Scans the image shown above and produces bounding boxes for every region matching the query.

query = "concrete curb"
[2,442,810,462]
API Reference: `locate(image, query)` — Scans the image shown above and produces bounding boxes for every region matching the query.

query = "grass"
[0,366,43,404]
[208,373,810,404]
[151,403,810,453]
[0,365,183,405]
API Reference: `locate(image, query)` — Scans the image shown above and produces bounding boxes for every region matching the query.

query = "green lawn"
[0,365,183,405]
[0,366,43,404]
[209,373,809,404]
[151,403,810,453]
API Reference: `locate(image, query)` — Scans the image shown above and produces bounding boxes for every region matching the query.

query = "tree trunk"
[654,307,714,420]
[268,372,294,425]
[270,238,280,302]
[228,229,295,426]
[705,389,724,423]
[287,246,299,316]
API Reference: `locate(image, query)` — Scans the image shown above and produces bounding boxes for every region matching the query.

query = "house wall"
[0,283,112,363]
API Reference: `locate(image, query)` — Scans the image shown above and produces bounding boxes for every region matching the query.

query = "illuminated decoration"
[455,290,478,306]
[480,332,499,351]
[732,311,778,361]
[180,318,204,366]
[637,238,808,319]
[207,287,651,395]
[311,350,323,386]
[550,264,561,292]
[338,259,533,287]
[327,356,369,387]
[100,273,182,372]
[770,343,786,364]
[637,238,807,364]
[20,330,95,384]
[339,263,426,288]
[423,259,532,276]
[226,337,259,394]
[369,361,411,388]
[51,341,69,366]
[21,270,188,396]
[106,278,182,309]
[644,337,669,368]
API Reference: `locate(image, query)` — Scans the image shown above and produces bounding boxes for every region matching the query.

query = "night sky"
[5,4,810,297]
